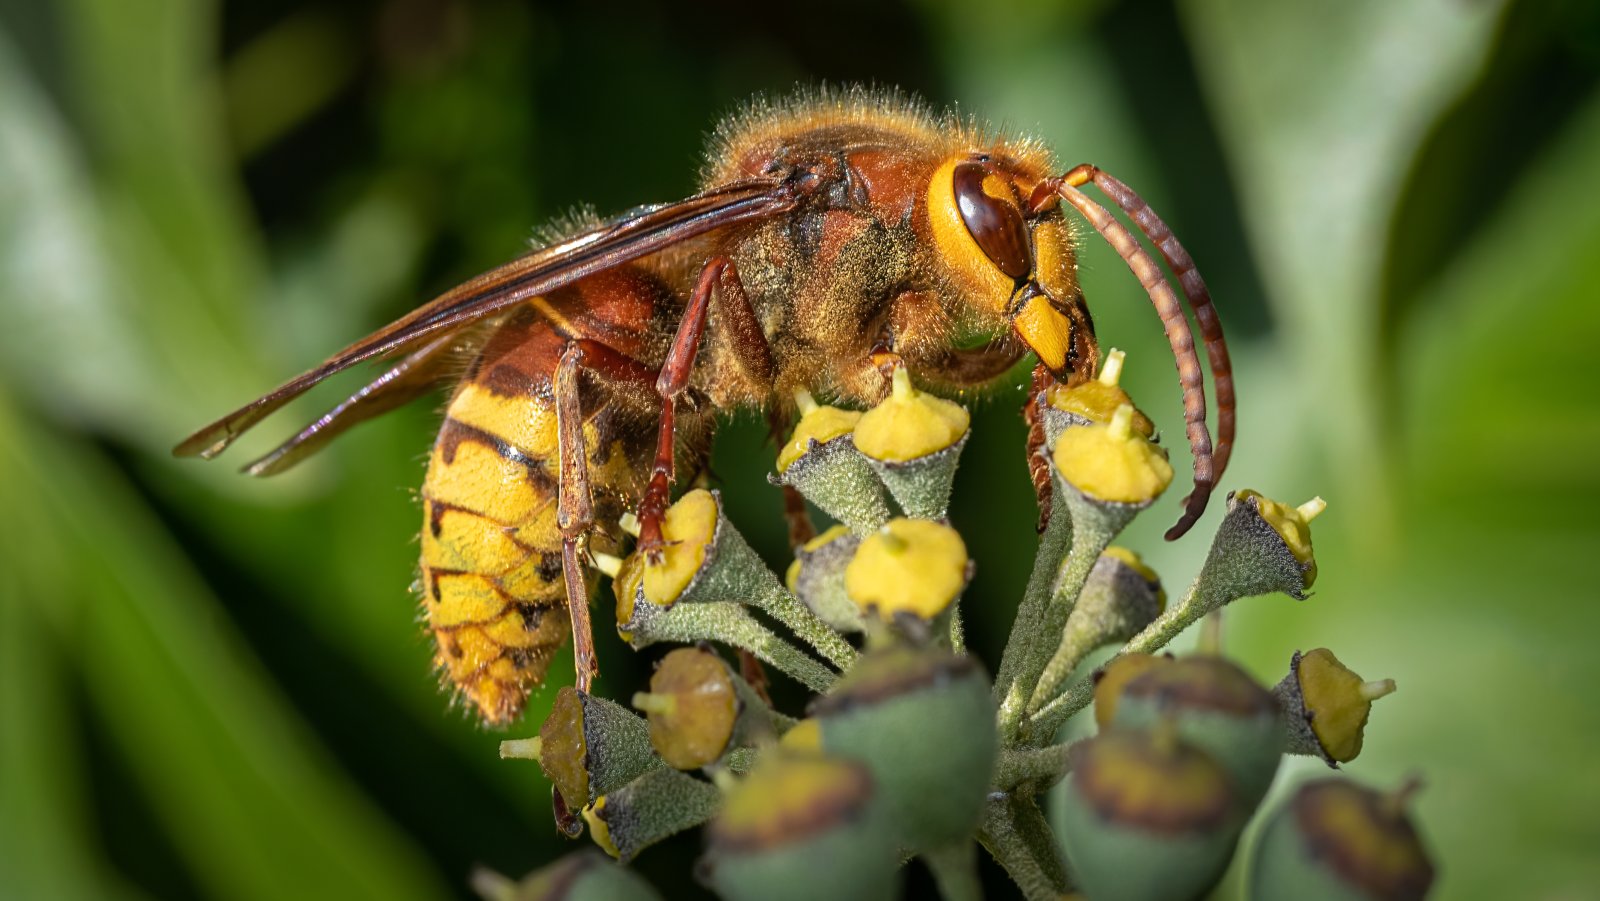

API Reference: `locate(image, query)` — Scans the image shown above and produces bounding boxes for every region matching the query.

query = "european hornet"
[176,89,1234,726]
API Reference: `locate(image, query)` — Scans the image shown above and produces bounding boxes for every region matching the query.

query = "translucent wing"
[237,329,472,476]
[174,176,799,461]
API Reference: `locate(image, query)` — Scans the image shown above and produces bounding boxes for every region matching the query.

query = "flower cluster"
[484,353,1433,901]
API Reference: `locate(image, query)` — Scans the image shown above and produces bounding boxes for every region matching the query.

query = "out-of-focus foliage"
[0,0,1595,898]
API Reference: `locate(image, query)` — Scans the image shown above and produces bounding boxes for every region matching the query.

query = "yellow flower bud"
[852,366,970,463]
[1101,546,1167,611]
[582,797,620,858]
[641,489,718,606]
[613,551,643,642]
[776,392,862,473]
[1282,648,1396,764]
[779,718,823,752]
[703,753,897,901]
[1048,350,1155,437]
[844,519,970,621]
[1052,405,1174,504]
[636,647,741,770]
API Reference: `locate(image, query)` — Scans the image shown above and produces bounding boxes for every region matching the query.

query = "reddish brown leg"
[638,256,775,560]
[549,337,671,694]
[554,343,599,692]
[781,486,816,548]
[1023,362,1056,533]
[762,405,816,551]
[738,650,774,706]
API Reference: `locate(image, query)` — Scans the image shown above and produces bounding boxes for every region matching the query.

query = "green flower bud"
[776,403,861,474]
[1234,490,1322,588]
[809,645,996,851]
[1274,649,1397,765]
[519,686,659,813]
[634,646,773,770]
[639,488,719,608]
[1112,655,1284,810]
[785,525,865,633]
[700,753,898,901]
[852,366,971,519]
[1199,490,1322,600]
[612,551,644,644]
[1032,548,1167,705]
[1250,778,1434,901]
[585,766,722,864]
[470,851,662,901]
[1072,547,1165,644]
[1093,652,1173,731]
[771,390,890,534]
[1057,725,1239,901]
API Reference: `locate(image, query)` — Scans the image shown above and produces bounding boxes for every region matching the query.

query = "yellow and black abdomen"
[418,269,674,725]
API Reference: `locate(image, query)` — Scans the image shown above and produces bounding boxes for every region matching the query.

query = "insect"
[175,88,1234,726]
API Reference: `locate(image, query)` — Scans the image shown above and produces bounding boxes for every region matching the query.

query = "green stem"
[979,795,1072,899]
[1007,795,1070,890]
[922,841,981,901]
[1027,612,1100,715]
[978,797,1067,901]
[992,504,1073,715]
[993,741,1080,793]
[998,495,1125,743]
[1023,575,1227,742]
[645,603,836,693]
[754,583,858,671]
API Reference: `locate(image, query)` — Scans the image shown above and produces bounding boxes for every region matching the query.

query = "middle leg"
[638,255,776,559]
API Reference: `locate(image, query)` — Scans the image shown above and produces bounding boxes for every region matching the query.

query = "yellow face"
[927,155,1090,380]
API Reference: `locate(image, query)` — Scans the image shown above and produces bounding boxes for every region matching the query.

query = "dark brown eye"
[953,161,1031,280]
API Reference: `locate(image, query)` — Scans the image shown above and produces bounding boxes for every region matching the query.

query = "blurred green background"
[2,0,1598,898]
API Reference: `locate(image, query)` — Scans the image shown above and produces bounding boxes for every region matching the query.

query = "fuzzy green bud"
[1250,778,1434,901]
[1275,649,1397,765]
[785,525,864,633]
[1047,349,1155,436]
[1093,653,1173,730]
[700,753,898,901]
[529,687,660,813]
[844,518,971,637]
[1057,724,1239,901]
[1052,404,1173,505]
[584,766,722,863]
[809,645,996,851]
[1112,655,1284,810]
[621,490,856,678]
[852,366,971,518]
[771,391,890,534]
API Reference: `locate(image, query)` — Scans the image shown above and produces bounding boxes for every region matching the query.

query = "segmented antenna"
[1038,168,1233,540]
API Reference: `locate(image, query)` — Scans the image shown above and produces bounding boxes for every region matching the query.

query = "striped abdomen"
[419,269,672,724]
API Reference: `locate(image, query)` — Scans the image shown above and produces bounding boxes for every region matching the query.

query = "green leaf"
[0,391,451,901]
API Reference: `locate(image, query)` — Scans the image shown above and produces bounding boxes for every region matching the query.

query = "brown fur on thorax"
[685,89,1064,413]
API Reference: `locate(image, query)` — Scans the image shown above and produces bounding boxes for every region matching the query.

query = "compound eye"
[952,161,1031,280]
